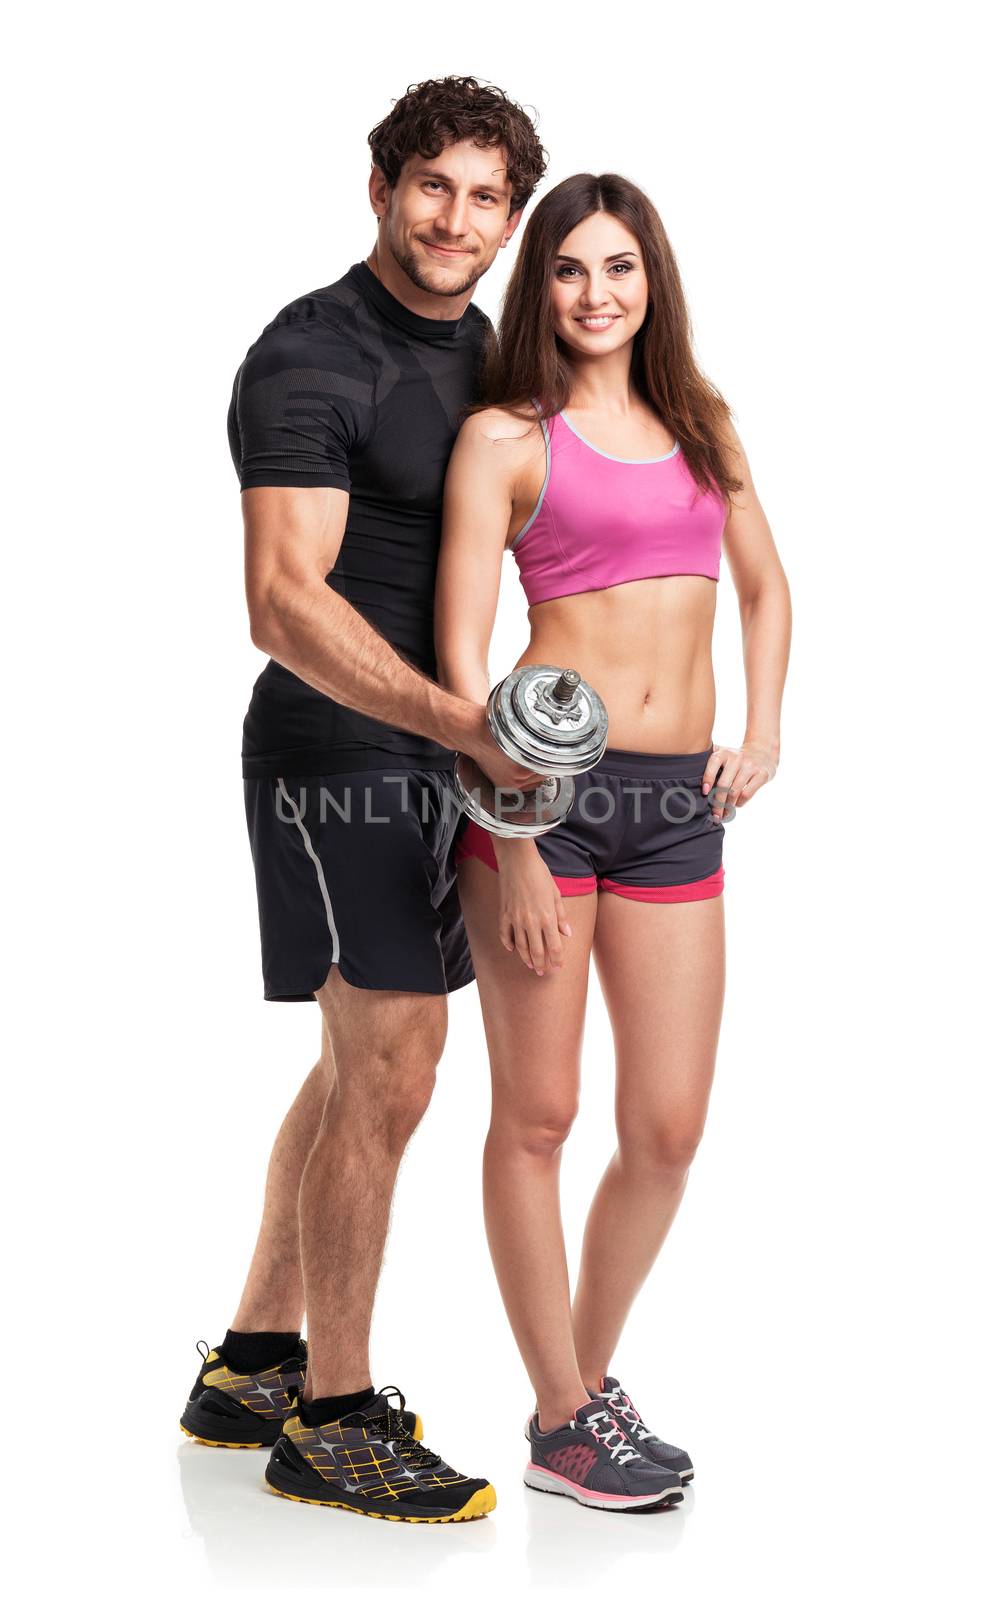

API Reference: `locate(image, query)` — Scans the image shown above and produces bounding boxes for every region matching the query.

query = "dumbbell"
[454,665,608,838]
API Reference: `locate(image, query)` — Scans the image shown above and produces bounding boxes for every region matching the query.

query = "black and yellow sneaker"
[264,1388,496,1523]
[180,1339,308,1449]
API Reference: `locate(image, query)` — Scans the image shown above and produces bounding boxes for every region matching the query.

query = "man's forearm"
[254,578,483,755]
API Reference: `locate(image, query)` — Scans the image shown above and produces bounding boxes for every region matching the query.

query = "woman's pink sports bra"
[509,407,727,607]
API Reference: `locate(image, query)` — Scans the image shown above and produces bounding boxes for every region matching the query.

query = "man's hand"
[455,702,545,793]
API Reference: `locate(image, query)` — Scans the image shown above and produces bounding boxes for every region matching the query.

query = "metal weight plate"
[513,668,602,744]
[488,666,608,774]
[453,753,575,839]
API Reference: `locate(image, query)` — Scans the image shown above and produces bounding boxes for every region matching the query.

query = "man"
[179,77,547,1522]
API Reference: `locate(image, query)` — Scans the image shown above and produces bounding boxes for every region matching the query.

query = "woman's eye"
[555,262,633,279]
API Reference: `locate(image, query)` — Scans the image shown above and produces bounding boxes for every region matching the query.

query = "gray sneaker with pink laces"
[524,1400,684,1511]
[590,1376,694,1482]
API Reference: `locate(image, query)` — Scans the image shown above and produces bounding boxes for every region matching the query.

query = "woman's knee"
[489,1098,579,1160]
[619,1116,705,1177]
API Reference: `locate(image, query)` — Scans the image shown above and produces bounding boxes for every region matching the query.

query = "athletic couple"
[180,75,792,1521]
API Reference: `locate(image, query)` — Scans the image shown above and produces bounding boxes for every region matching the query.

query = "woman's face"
[550,212,649,358]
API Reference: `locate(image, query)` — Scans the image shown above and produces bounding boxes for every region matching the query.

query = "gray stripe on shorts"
[277,779,340,966]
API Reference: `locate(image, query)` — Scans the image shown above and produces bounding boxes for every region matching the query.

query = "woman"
[435,173,791,1512]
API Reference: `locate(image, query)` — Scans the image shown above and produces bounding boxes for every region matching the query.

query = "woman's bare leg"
[571,894,725,1389]
[459,859,597,1431]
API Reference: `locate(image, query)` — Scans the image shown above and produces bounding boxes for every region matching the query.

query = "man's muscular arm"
[243,485,535,784]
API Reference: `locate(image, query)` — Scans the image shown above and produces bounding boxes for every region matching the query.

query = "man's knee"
[316,981,446,1151]
[319,1046,437,1153]
[378,1055,438,1150]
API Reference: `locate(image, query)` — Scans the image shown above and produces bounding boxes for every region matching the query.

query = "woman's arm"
[706,426,792,814]
[436,411,573,973]
[435,410,515,704]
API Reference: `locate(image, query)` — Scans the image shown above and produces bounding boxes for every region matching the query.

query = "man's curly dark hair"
[368,76,547,213]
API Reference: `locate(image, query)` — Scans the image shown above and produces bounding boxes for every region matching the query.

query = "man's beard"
[391,238,485,299]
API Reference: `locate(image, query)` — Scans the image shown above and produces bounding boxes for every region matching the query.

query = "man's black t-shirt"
[229,261,492,778]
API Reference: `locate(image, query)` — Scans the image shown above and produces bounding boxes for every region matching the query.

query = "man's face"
[371,139,522,298]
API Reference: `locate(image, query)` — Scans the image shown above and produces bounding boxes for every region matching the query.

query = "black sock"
[218,1329,302,1373]
[298,1388,376,1426]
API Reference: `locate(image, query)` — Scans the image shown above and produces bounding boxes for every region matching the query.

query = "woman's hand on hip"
[702,741,778,820]
[494,842,573,976]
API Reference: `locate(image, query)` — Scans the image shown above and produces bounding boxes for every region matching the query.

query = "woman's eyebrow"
[554,252,640,264]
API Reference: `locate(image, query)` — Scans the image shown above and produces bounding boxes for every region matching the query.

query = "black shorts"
[244,768,474,1000]
[455,747,725,902]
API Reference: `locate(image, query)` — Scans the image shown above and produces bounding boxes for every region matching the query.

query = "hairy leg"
[231,1029,335,1332]
[300,965,446,1400]
[572,893,725,1389]
[459,859,597,1432]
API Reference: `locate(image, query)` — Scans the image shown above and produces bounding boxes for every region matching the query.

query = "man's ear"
[501,206,525,246]
[368,164,390,218]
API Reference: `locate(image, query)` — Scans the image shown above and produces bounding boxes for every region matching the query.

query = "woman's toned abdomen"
[517,577,717,755]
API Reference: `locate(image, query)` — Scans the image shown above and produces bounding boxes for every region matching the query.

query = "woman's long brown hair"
[477,172,743,501]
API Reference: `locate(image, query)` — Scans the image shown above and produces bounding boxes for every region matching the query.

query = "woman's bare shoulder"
[456,405,544,451]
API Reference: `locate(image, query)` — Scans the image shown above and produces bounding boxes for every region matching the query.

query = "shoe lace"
[581,1407,641,1465]
[376,1386,444,1473]
[604,1386,653,1442]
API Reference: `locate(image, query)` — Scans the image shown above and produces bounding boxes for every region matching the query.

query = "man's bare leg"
[300,965,446,1400]
[230,1029,334,1333]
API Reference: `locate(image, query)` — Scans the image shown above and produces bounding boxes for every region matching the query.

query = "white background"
[5,2,1002,1594]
